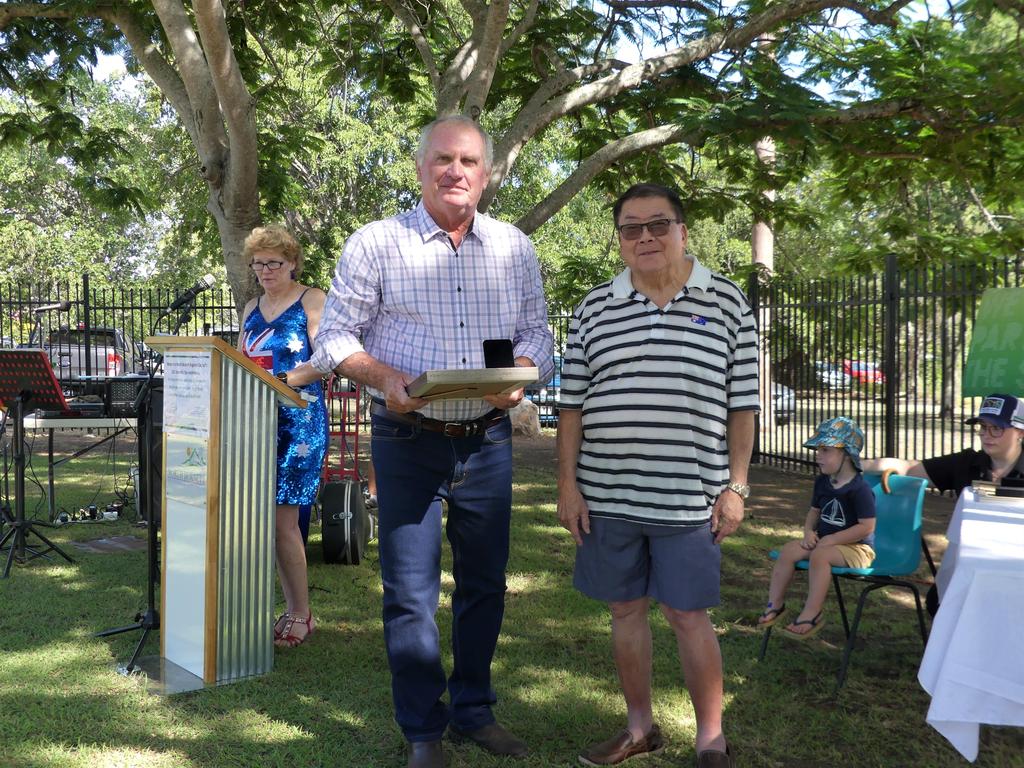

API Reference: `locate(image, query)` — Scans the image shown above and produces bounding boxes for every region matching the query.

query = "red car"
[842,359,885,384]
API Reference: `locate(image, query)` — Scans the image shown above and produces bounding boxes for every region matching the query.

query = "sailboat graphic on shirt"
[820,497,847,527]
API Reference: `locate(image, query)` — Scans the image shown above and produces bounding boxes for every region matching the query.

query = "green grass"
[1,442,1022,767]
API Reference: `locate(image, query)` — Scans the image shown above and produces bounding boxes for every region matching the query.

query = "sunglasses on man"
[616,218,680,241]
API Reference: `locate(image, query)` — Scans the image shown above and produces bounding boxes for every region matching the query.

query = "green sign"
[963,287,1024,397]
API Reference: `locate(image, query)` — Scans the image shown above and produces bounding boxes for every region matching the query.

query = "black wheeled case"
[320,480,370,565]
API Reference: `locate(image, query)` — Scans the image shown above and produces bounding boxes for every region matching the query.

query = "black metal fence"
[0,274,238,381]
[751,254,1024,473]
[4,259,1021,477]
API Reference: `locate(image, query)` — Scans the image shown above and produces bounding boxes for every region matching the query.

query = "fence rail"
[0,274,238,379]
[3,258,1021,481]
[750,253,1024,474]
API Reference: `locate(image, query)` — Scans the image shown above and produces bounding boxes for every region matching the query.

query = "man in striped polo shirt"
[557,183,758,768]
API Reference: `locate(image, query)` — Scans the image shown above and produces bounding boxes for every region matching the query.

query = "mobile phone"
[483,338,515,368]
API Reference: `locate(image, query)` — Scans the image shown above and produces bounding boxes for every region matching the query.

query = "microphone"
[33,301,72,313]
[164,274,216,314]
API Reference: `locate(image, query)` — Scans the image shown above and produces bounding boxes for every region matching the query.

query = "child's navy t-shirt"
[811,473,876,547]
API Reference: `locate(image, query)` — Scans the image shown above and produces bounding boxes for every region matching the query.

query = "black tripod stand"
[95,306,189,673]
[93,374,161,670]
[0,350,75,578]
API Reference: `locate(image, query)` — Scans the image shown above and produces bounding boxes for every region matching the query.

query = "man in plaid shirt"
[309,116,552,768]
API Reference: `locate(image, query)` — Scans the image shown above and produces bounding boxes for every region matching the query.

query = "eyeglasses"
[616,218,679,241]
[973,423,1005,438]
[251,260,285,273]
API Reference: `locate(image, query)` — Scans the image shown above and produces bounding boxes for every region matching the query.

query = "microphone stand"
[95,302,194,674]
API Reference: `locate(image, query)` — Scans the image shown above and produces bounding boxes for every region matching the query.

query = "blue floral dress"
[242,291,328,506]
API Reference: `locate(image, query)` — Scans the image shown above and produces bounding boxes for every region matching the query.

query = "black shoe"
[449,722,529,757]
[406,739,443,768]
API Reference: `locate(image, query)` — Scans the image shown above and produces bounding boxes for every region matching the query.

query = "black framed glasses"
[616,218,679,241]
[973,423,1005,438]
[250,260,285,273]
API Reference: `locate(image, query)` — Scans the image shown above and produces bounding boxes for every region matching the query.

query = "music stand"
[0,349,75,578]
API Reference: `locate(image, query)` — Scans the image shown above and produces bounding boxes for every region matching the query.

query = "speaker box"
[136,381,162,524]
[320,480,370,565]
[105,377,144,418]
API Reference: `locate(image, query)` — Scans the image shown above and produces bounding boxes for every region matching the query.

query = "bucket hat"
[803,416,865,471]
[964,394,1024,430]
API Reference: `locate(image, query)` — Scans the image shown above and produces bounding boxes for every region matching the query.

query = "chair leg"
[912,588,928,647]
[758,625,773,661]
[835,583,887,692]
[832,574,851,638]
[888,578,929,647]
[921,539,937,577]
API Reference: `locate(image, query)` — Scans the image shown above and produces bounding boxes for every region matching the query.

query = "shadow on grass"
[1,443,1021,767]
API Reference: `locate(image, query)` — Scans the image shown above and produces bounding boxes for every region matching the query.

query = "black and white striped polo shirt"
[558,257,761,525]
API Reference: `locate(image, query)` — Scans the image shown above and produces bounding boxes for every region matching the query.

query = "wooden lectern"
[145,336,306,686]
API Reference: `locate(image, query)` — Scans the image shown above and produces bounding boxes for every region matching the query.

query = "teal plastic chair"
[759,473,931,690]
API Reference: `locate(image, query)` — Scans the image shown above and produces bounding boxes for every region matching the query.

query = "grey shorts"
[573,517,721,611]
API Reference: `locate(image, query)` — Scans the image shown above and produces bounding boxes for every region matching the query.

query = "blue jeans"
[371,412,513,741]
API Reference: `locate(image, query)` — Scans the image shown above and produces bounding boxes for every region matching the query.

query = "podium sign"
[146,337,304,686]
[963,288,1024,397]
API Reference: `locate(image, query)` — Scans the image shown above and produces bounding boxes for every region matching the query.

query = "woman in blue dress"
[239,225,328,648]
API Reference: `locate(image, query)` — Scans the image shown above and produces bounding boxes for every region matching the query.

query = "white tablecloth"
[918,488,1024,762]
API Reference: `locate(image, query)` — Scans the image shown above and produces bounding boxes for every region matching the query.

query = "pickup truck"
[46,327,146,379]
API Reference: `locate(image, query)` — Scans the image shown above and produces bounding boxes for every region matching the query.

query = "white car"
[771,383,795,425]
[814,362,851,390]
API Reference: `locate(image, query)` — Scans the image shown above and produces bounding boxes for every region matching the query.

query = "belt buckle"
[442,421,465,437]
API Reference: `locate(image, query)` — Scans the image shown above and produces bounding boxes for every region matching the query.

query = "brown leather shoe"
[407,739,443,768]
[578,724,664,766]
[448,721,529,757]
[696,741,735,768]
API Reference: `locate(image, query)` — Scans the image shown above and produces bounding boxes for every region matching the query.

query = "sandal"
[756,603,786,628]
[274,612,315,648]
[781,611,825,640]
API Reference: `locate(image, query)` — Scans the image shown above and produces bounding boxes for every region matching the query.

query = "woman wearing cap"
[862,394,1024,617]
[861,394,1024,492]
[757,417,877,639]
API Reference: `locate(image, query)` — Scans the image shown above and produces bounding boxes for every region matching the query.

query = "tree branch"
[499,0,540,58]
[458,0,485,22]
[149,0,228,186]
[382,0,440,92]
[605,0,715,16]
[0,1,104,29]
[513,124,694,232]
[491,0,914,193]
[965,182,1003,233]
[237,1,284,95]
[191,0,258,213]
[103,8,195,141]
[462,0,511,119]
[511,95,961,232]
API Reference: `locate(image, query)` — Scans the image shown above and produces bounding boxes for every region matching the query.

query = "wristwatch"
[725,481,750,500]
[275,371,289,385]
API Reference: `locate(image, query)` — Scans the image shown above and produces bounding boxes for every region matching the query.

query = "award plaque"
[407,366,539,401]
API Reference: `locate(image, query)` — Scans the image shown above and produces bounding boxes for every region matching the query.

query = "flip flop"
[781,611,825,640]
[756,603,786,628]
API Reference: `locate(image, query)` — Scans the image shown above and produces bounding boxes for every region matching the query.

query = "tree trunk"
[753,136,777,430]
[207,194,261,315]
[940,311,958,418]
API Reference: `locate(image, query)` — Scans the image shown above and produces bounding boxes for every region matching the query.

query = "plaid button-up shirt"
[311,202,554,421]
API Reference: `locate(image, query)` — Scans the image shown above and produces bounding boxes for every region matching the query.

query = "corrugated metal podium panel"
[215,363,278,682]
[146,336,305,689]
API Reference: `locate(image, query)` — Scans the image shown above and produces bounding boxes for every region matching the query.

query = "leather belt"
[370,400,505,438]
